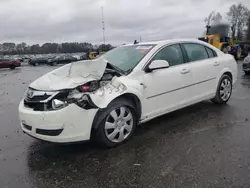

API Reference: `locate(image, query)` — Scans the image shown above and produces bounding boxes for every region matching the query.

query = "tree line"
[204,3,250,40]
[0,42,114,55]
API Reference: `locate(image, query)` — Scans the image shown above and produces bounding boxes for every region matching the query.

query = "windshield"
[99,44,155,71]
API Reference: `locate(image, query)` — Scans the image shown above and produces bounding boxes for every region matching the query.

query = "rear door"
[181,43,219,101]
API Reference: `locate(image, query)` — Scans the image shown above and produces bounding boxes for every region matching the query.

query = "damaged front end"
[25,58,128,111]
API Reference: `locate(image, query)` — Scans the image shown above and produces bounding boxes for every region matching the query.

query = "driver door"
[142,44,193,118]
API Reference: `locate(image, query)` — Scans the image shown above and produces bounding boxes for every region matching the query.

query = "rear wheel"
[93,98,137,148]
[10,65,15,69]
[211,75,232,104]
[234,47,242,60]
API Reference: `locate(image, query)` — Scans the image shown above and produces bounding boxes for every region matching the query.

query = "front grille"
[24,89,69,111]
[24,100,47,111]
[25,94,51,102]
[25,89,52,102]
[36,128,63,136]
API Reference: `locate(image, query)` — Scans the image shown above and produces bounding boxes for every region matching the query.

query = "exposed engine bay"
[24,59,127,111]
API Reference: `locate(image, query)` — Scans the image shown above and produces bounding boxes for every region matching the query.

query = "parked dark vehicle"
[0,59,21,69]
[236,41,250,58]
[80,54,88,60]
[49,55,77,66]
[243,55,250,75]
[29,57,48,66]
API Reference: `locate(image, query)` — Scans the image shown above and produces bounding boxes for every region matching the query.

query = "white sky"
[0,0,249,45]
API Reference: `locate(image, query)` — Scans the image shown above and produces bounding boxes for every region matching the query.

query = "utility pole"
[101,7,106,45]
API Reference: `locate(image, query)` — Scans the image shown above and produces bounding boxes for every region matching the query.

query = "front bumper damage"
[18,58,137,142]
[19,100,98,142]
[19,75,130,143]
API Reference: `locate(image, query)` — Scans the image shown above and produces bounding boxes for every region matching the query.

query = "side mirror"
[146,60,169,72]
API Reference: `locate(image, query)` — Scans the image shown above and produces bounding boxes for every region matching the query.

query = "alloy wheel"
[220,78,232,101]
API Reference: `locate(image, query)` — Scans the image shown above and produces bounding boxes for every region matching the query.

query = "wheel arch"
[223,71,233,81]
[91,92,142,131]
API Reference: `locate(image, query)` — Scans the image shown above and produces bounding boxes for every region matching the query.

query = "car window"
[151,44,184,66]
[183,43,209,62]
[205,47,217,58]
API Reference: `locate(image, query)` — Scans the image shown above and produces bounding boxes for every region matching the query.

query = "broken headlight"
[76,81,100,92]
[66,88,98,109]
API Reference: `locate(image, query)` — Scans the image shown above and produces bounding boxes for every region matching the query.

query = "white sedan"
[19,39,237,147]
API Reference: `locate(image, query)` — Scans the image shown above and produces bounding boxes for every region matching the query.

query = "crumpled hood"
[30,58,107,91]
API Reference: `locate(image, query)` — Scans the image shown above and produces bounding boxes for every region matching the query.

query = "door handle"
[214,62,220,66]
[180,69,190,74]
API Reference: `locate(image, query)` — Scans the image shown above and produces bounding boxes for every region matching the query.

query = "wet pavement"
[0,62,250,188]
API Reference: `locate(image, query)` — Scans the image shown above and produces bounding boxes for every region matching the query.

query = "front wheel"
[94,98,137,148]
[211,75,232,104]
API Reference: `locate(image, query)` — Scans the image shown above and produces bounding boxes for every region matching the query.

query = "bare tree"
[204,11,215,26]
[212,12,222,24]
[246,16,250,40]
[204,11,222,26]
[227,3,250,39]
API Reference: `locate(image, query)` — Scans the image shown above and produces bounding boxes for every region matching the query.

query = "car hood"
[29,58,108,91]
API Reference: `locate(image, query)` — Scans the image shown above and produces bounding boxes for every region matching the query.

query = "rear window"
[205,47,217,58]
[183,43,209,62]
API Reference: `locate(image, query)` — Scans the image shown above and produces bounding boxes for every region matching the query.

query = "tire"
[10,65,15,69]
[234,47,242,60]
[222,47,228,54]
[33,62,39,66]
[93,98,137,148]
[50,62,57,66]
[211,75,232,104]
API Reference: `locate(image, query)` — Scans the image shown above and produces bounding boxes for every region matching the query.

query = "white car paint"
[18,39,237,143]
[29,58,107,90]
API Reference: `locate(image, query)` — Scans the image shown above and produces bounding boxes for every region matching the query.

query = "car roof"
[123,38,209,46]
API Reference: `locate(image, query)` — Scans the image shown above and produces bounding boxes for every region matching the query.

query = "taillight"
[244,45,247,49]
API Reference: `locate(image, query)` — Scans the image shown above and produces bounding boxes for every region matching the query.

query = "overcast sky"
[0,0,249,45]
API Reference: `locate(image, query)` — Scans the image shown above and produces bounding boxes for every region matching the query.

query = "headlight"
[76,81,100,92]
[52,99,67,110]
[66,89,98,109]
